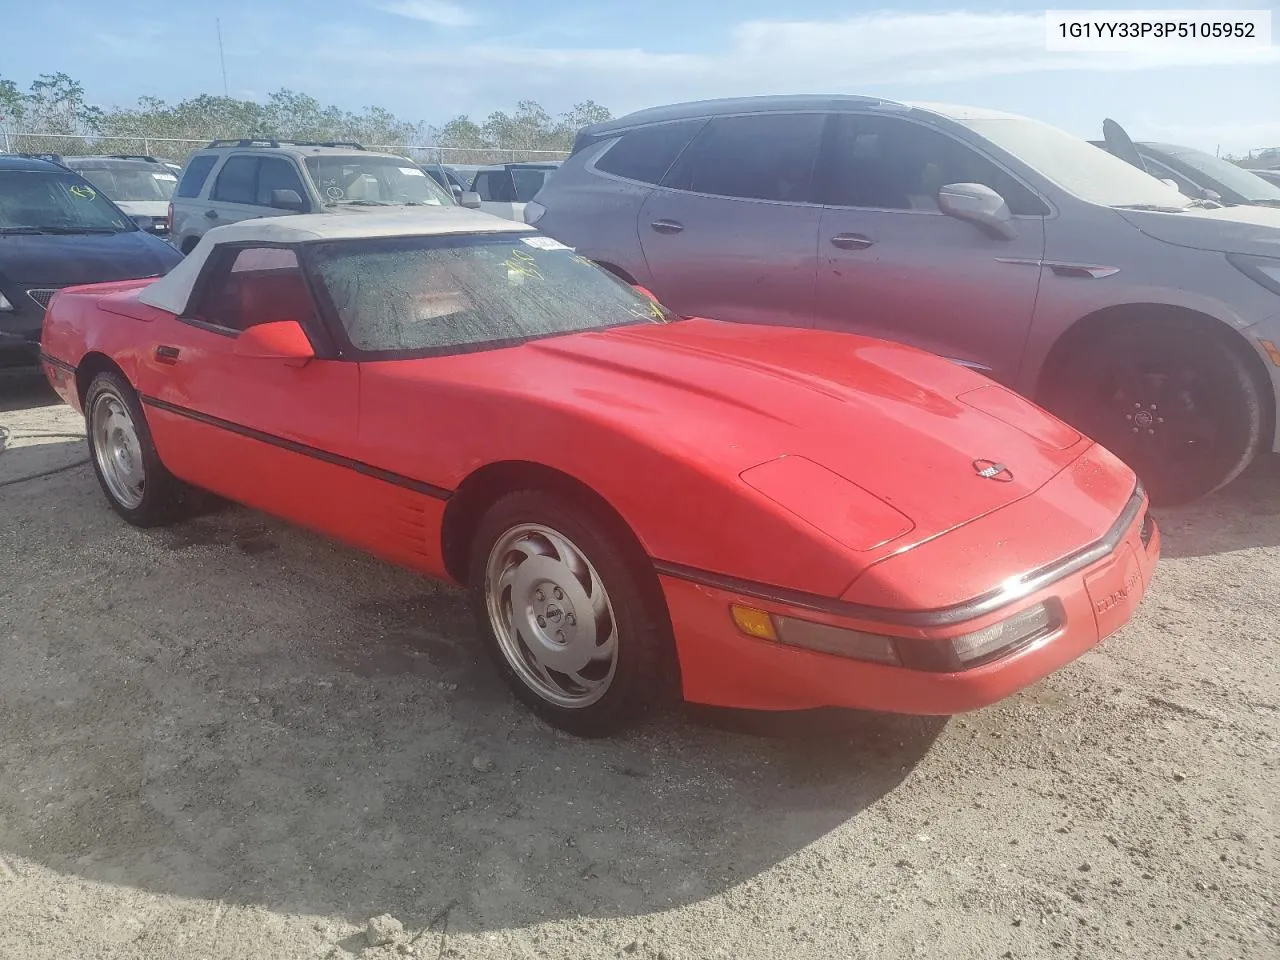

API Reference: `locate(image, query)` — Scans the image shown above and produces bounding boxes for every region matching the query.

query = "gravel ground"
[0,373,1276,960]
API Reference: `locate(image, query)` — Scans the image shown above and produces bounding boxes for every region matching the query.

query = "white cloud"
[310,10,1279,109]
[82,8,1280,154]
[376,0,476,28]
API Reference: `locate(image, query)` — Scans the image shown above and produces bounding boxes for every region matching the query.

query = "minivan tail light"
[166,201,174,233]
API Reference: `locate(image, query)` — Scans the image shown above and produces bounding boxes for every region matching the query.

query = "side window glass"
[211,156,259,205]
[594,119,706,184]
[256,158,309,207]
[818,115,1048,216]
[177,155,218,198]
[662,113,825,203]
[195,247,316,332]
[488,172,517,203]
[511,168,549,201]
[472,172,493,200]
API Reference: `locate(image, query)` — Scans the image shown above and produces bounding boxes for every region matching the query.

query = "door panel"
[636,112,826,326]
[134,245,364,542]
[813,114,1047,383]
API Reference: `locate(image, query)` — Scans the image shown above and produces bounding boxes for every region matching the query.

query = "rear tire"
[84,371,192,527]
[468,489,671,737]
[1041,317,1264,505]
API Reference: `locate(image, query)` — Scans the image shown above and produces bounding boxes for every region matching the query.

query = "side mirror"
[1201,188,1222,203]
[232,320,315,366]
[937,182,1017,240]
[270,188,306,212]
[458,191,482,209]
[450,184,463,199]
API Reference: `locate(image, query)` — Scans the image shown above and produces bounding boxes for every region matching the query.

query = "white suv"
[168,139,474,253]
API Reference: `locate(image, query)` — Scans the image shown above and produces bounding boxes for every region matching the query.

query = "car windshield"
[71,162,178,201]
[303,155,454,207]
[306,233,676,355]
[0,170,134,233]
[961,117,1194,210]
[1147,143,1280,204]
[511,167,555,201]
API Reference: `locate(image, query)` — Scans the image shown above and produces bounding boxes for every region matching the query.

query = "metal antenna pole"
[216,18,229,97]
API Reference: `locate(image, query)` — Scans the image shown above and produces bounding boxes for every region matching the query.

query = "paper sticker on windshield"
[520,236,571,251]
[69,184,97,200]
[399,166,426,177]
[152,172,178,181]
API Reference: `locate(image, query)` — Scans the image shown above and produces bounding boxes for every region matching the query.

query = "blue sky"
[3,0,1278,154]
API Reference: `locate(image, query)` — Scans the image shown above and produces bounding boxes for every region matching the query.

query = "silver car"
[528,96,1280,505]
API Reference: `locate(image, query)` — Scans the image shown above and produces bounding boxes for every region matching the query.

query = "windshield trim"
[299,233,679,362]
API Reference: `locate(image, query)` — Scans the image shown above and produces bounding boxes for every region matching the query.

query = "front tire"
[85,371,190,527]
[468,490,671,737]
[1042,317,1264,506]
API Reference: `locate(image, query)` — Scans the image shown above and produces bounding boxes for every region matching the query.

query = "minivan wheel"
[1042,318,1264,506]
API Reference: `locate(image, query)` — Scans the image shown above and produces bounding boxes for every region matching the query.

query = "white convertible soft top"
[138,207,535,315]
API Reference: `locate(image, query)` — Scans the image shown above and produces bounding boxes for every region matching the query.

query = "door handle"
[650,219,684,234]
[204,210,219,220]
[830,233,873,250]
[155,345,180,365]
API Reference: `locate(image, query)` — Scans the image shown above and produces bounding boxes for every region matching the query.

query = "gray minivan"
[528,96,1280,505]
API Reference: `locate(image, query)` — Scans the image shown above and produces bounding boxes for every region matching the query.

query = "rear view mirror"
[270,188,306,212]
[459,191,482,209]
[938,182,1017,240]
[233,320,315,366]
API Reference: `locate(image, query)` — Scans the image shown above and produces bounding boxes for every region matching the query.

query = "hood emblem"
[973,459,1014,482]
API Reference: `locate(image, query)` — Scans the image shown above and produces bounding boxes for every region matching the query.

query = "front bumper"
[661,489,1159,714]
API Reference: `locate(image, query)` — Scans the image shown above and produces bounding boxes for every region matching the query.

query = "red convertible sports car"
[39,210,1159,736]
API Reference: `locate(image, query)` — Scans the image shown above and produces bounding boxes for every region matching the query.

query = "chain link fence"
[0,130,568,167]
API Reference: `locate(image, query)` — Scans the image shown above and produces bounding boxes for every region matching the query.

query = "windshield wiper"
[34,225,123,234]
[325,199,392,207]
[0,227,46,235]
[1113,203,1189,213]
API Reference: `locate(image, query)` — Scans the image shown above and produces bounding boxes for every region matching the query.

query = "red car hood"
[521,319,1085,551]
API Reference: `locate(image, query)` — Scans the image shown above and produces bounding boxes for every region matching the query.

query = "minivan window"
[177,154,218,198]
[71,162,178,202]
[818,115,1049,216]
[511,167,554,202]
[595,119,706,184]
[0,170,134,233]
[961,117,1193,209]
[211,155,258,205]
[256,157,309,207]
[662,113,825,203]
[303,155,453,206]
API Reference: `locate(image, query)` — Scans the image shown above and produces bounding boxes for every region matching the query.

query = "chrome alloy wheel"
[90,392,145,510]
[484,522,619,708]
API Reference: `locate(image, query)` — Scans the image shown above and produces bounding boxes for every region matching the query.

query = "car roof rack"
[102,154,166,163]
[205,138,367,150]
[13,151,66,165]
